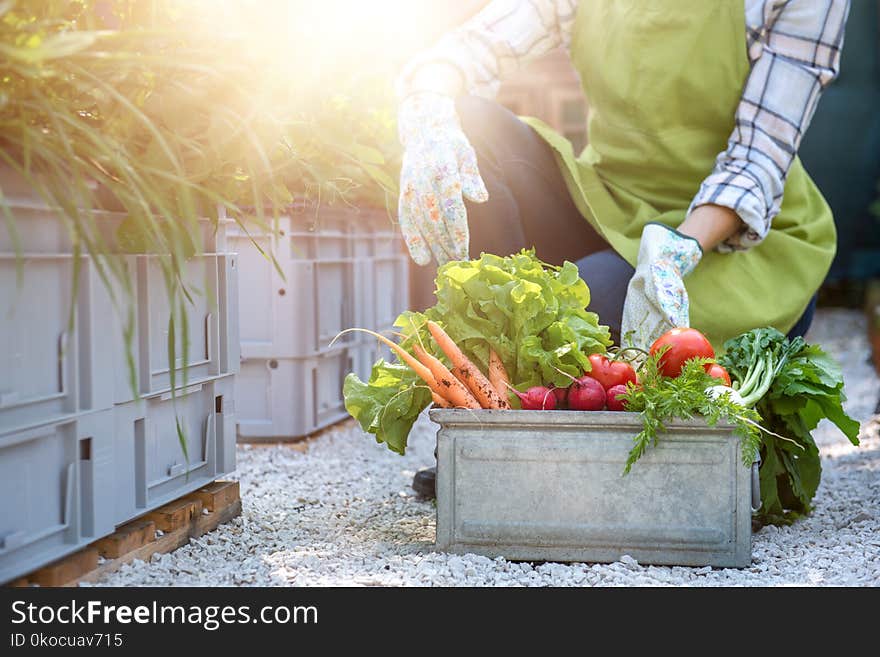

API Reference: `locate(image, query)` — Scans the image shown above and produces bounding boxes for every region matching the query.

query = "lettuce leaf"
[344,250,612,454]
[343,359,432,456]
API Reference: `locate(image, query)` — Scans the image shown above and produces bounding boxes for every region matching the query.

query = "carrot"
[412,344,481,409]
[488,348,510,400]
[331,328,448,401]
[426,321,510,410]
[432,392,453,408]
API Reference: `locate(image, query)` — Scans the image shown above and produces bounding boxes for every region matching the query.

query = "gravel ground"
[91,308,880,587]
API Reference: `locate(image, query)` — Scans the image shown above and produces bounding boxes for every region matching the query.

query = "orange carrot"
[426,321,510,410]
[432,392,453,408]
[488,348,510,400]
[412,344,481,410]
[332,328,448,401]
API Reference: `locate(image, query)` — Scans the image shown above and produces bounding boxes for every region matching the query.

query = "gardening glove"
[397,92,488,266]
[621,223,703,349]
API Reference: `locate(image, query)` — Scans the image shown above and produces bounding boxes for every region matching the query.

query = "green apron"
[522,0,836,351]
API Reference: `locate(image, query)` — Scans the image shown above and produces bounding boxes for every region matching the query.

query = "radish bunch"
[508,364,637,412]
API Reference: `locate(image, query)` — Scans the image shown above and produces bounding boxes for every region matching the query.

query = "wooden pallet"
[9,481,241,587]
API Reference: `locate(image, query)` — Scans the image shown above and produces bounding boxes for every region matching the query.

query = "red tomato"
[705,363,731,386]
[587,354,638,391]
[649,328,715,378]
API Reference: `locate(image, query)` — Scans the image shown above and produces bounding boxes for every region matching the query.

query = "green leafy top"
[718,328,860,525]
[621,355,763,474]
[344,250,612,454]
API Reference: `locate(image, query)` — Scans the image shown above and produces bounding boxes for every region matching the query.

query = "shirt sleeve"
[689,0,850,252]
[396,0,578,100]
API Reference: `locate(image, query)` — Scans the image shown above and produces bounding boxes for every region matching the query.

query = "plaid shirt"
[399,0,849,252]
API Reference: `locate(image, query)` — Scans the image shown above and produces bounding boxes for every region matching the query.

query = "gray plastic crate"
[230,207,407,360]
[431,409,755,568]
[230,205,408,441]
[0,253,80,432]
[0,409,115,584]
[112,375,236,525]
[1,183,237,419]
[231,221,358,358]
[103,251,237,405]
[235,348,358,441]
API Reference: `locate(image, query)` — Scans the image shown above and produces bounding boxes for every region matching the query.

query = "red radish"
[605,384,629,411]
[510,385,557,410]
[552,386,569,409]
[567,375,606,411]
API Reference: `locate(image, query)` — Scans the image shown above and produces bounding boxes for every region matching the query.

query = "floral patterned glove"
[621,223,703,349]
[397,92,489,265]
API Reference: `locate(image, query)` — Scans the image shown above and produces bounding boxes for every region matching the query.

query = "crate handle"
[203,411,215,463]
[750,457,762,513]
[62,461,75,527]
[0,530,26,551]
[204,312,212,361]
[167,462,185,477]
[58,330,69,395]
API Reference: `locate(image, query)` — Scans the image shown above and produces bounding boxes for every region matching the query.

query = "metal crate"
[431,409,756,568]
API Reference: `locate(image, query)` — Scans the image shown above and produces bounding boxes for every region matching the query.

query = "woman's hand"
[397,92,488,266]
[677,203,743,252]
[620,223,703,348]
[620,205,744,348]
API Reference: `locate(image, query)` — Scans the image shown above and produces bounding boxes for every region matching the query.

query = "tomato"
[587,354,638,391]
[649,328,715,378]
[705,362,731,386]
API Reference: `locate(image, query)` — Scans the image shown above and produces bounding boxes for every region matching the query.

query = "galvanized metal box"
[431,409,753,568]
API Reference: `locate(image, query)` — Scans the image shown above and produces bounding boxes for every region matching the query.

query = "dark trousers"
[409,96,816,342]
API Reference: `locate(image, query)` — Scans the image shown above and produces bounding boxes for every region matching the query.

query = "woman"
[397,0,848,496]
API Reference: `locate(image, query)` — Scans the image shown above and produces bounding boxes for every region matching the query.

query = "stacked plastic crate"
[0,171,239,583]
[232,206,408,440]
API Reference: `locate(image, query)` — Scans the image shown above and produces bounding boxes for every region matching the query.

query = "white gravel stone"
[90,309,880,587]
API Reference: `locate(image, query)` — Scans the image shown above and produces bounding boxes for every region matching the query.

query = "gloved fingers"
[398,176,433,266]
[638,223,702,277]
[648,263,690,327]
[621,271,680,350]
[456,139,489,204]
[424,148,470,263]
[416,187,460,266]
[437,182,470,261]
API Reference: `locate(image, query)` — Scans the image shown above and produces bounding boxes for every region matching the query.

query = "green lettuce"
[343,360,432,456]
[343,250,612,453]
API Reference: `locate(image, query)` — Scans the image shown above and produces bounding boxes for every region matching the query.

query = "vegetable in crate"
[719,328,860,526]
[621,353,763,475]
[343,250,612,453]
